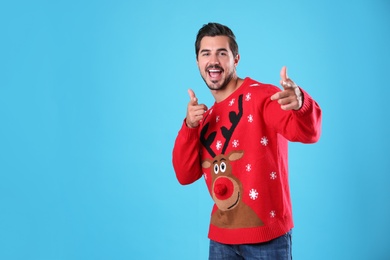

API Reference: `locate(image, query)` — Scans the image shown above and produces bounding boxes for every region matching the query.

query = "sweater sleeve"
[264,87,322,143]
[172,120,204,185]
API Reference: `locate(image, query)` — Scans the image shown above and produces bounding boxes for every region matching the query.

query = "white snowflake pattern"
[232,139,239,148]
[203,172,208,181]
[216,116,220,123]
[260,136,269,146]
[209,109,213,115]
[249,83,259,87]
[245,93,252,101]
[270,172,277,180]
[246,164,252,172]
[270,210,276,218]
[249,189,259,200]
[248,114,254,123]
[229,98,235,106]
[216,140,223,150]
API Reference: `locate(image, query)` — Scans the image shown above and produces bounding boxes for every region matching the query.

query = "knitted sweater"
[172,77,322,244]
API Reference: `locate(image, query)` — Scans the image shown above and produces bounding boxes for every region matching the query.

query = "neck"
[211,76,244,103]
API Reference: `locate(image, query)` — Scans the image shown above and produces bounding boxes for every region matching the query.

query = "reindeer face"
[202,151,243,211]
[200,94,264,228]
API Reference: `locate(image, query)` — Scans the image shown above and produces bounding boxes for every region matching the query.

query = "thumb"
[188,89,198,105]
[280,66,296,89]
[280,66,288,82]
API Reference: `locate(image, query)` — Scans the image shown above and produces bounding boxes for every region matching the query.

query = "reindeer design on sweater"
[200,95,264,228]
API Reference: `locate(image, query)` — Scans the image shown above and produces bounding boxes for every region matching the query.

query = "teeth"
[209,70,221,72]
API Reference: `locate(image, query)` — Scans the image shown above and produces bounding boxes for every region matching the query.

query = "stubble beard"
[202,71,235,91]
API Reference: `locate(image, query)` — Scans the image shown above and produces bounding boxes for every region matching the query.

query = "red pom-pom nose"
[214,183,227,195]
[213,177,234,200]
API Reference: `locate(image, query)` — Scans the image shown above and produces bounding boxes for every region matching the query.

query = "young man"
[172,22,322,259]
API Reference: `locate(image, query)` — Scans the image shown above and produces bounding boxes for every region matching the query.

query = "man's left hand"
[271,66,303,110]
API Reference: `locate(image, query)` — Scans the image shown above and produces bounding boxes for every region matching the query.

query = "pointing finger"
[270,92,280,101]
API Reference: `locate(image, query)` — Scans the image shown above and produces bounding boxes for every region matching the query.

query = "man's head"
[195,23,240,92]
[195,23,238,60]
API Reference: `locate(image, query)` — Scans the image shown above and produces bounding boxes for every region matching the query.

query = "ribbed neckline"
[212,77,250,107]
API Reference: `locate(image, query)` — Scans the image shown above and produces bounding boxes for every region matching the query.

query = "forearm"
[265,87,322,143]
[291,88,322,143]
[172,120,203,185]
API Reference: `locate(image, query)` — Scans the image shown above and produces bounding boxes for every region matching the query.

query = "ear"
[202,159,213,169]
[228,150,244,161]
[234,54,240,66]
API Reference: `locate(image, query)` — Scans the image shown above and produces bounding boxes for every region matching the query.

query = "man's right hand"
[186,89,208,128]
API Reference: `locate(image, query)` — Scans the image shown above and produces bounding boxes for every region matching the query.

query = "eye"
[214,164,219,174]
[220,162,227,172]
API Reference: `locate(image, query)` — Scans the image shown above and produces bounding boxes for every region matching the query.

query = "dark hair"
[195,22,239,59]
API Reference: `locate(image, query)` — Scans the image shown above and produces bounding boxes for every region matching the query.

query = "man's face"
[197,36,239,91]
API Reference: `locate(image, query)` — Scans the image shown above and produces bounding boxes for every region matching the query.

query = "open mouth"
[207,67,223,81]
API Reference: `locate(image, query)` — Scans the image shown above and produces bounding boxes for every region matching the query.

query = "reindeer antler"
[200,122,217,158]
[221,95,243,154]
[200,94,244,157]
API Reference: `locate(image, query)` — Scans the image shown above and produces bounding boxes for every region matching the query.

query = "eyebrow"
[217,48,228,52]
[213,158,226,164]
[200,48,229,53]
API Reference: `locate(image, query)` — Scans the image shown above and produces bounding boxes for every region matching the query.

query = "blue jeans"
[209,230,292,260]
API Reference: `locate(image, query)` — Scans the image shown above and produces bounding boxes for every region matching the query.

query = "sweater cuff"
[179,119,200,141]
[294,88,314,116]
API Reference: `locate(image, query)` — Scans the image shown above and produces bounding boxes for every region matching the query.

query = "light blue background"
[1,0,389,259]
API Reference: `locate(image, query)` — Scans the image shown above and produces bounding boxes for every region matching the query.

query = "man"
[172,22,321,259]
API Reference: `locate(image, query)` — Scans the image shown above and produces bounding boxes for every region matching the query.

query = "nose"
[213,177,233,200]
[209,53,220,65]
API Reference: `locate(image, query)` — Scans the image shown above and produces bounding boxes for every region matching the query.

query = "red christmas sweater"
[172,77,322,244]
